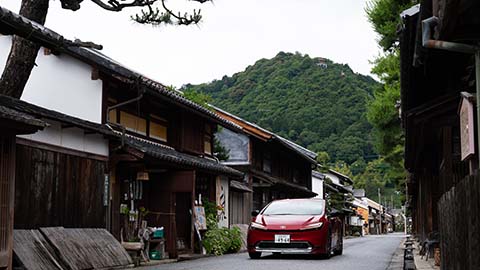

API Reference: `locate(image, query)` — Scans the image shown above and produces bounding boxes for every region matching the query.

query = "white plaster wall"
[18,120,109,157]
[312,177,324,199]
[324,172,340,185]
[0,35,103,123]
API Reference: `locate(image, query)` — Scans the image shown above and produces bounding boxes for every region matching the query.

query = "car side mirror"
[251,210,260,217]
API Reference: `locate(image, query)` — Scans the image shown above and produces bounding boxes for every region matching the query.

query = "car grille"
[257,241,312,249]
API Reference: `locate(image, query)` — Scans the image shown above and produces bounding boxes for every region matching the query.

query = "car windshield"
[261,200,325,215]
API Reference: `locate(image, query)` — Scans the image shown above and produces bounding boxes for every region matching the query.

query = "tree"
[364,0,415,199]
[316,151,330,166]
[0,0,211,98]
[185,52,379,166]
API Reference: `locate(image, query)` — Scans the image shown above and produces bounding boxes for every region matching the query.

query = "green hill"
[183,52,380,165]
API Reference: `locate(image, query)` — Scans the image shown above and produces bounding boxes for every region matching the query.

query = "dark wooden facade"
[103,77,242,258]
[14,142,107,229]
[251,138,313,210]
[401,1,480,268]
[0,137,15,270]
[103,79,216,157]
[0,104,45,270]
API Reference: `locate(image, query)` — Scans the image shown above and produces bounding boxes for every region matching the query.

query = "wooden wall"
[229,191,251,225]
[251,139,311,188]
[0,136,15,270]
[438,174,480,270]
[14,144,106,229]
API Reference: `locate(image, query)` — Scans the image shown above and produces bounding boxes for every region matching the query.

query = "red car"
[247,198,343,259]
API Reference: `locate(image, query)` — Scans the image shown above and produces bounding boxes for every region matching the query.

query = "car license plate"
[274,234,290,243]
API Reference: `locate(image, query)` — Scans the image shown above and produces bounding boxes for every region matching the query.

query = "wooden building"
[214,107,317,226]
[0,6,243,261]
[0,100,46,270]
[400,1,480,268]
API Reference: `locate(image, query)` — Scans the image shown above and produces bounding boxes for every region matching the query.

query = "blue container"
[153,229,164,239]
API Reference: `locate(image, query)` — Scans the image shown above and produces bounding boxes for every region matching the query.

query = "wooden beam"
[91,67,100,80]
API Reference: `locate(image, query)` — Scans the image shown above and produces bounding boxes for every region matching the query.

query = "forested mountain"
[183,52,380,165]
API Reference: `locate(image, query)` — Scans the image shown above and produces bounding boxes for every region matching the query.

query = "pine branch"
[89,0,157,11]
[132,0,208,26]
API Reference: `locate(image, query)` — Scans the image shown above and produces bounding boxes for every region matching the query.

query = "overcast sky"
[2,0,380,87]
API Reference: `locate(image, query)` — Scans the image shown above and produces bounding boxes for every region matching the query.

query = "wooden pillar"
[0,136,16,270]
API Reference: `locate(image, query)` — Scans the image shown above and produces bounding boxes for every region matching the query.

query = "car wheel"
[249,252,261,259]
[333,233,343,256]
[321,231,332,259]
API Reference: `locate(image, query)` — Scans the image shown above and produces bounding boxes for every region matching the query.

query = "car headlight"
[300,222,323,230]
[250,222,267,230]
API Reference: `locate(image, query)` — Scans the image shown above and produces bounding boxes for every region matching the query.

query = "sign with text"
[194,206,207,230]
[459,95,475,161]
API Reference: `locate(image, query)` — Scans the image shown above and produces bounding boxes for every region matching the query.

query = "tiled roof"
[250,169,317,197]
[0,104,47,129]
[123,136,244,178]
[328,169,354,185]
[230,180,253,193]
[0,6,242,132]
[312,170,325,179]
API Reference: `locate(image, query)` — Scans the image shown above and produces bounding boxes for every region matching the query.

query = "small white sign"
[274,234,291,243]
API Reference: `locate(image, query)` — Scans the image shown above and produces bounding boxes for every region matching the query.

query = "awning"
[230,180,252,193]
[122,135,244,179]
[331,182,353,194]
[250,169,317,197]
[324,183,339,193]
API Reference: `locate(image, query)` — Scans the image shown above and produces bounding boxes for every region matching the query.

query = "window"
[150,114,168,142]
[120,111,147,135]
[204,124,213,155]
[262,200,325,215]
[108,109,117,123]
[107,98,117,123]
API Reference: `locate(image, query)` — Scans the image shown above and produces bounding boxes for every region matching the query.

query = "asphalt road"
[142,233,404,270]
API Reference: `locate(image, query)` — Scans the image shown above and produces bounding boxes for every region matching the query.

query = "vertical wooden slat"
[438,174,480,270]
[14,144,106,230]
[0,136,15,269]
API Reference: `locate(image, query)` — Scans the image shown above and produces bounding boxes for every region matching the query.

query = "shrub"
[203,226,242,256]
[201,198,242,255]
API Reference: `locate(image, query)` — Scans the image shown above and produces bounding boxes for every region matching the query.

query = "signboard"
[103,174,109,207]
[459,94,475,161]
[194,206,207,230]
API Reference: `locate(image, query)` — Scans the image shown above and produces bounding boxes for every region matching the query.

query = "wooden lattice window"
[149,114,168,142]
[120,111,147,135]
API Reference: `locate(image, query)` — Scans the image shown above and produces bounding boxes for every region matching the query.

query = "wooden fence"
[438,174,480,270]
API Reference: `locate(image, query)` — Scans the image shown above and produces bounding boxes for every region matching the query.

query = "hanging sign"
[459,92,475,161]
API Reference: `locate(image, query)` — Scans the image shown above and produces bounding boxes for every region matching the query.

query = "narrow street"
[142,233,404,270]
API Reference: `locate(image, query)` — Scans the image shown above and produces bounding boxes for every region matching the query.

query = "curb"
[386,238,405,270]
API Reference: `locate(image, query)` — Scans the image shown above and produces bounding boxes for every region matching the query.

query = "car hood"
[253,214,325,230]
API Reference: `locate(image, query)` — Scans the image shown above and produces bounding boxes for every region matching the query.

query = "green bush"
[201,198,242,255]
[203,226,242,256]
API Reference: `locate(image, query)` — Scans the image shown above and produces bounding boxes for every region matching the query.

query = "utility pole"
[378,188,382,234]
